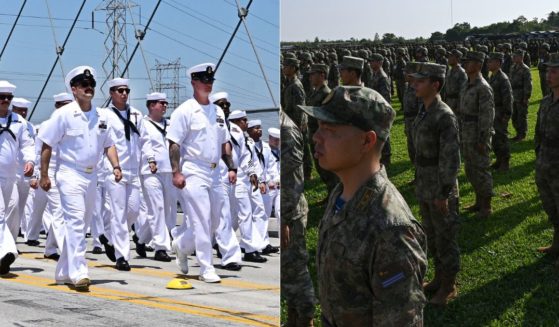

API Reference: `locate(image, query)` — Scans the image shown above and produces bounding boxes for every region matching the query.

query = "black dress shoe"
[44,253,60,261]
[116,258,131,271]
[0,253,16,275]
[145,246,155,252]
[133,234,146,258]
[261,244,279,255]
[92,246,103,254]
[213,244,222,259]
[25,240,40,246]
[243,251,267,263]
[154,250,172,262]
[99,234,116,262]
[221,262,242,271]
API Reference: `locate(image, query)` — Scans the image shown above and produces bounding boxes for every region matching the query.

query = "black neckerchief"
[111,105,139,141]
[0,114,16,141]
[254,141,265,166]
[148,118,167,136]
[271,149,279,161]
[245,136,254,160]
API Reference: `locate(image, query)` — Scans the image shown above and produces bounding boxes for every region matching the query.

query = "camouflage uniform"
[403,82,420,164]
[538,47,551,97]
[488,63,513,168]
[413,94,461,276]
[509,57,532,139]
[280,112,316,324]
[327,53,340,89]
[460,69,495,200]
[394,50,407,105]
[370,67,392,104]
[535,54,559,233]
[307,80,337,193]
[299,86,427,326]
[300,52,313,95]
[443,64,468,116]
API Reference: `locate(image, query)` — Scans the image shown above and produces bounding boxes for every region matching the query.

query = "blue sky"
[281,0,559,41]
[0,0,279,125]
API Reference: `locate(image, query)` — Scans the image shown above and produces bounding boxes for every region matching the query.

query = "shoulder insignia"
[357,188,375,211]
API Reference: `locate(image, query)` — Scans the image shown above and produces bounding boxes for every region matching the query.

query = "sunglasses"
[113,88,130,94]
[217,101,231,109]
[193,77,215,84]
[158,101,168,106]
[0,94,14,101]
[77,80,96,88]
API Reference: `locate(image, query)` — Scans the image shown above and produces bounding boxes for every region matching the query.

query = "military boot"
[429,273,458,306]
[296,316,314,327]
[490,159,501,170]
[537,227,559,256]
[423,267,442,293]
[497,158,510,172]
[464,193,480,212]
[477,196,492,219]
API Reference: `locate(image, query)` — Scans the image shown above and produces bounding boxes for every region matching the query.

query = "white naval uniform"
[90,155,111,249]
[103,104,142,262]
[167,99,229,276]
[138,116,175,251]
[29,137,65,256]
[228,123,265,253]
[6,119,35,240]
[246,137,271,247]
[38,102,115,284]
[263,146,280,222]
[0,111,35,261]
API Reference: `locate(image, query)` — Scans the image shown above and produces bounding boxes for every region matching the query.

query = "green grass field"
[283,68,559,326]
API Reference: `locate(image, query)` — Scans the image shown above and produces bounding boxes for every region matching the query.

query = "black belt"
[463,114,478,122]
[416,155,439,167]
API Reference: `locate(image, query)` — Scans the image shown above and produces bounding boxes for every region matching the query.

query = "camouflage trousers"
[540,71,551,97]
[492,114,511,161]
[281,218,316,320]
[404,117,416,164]
[395,79,405,105]
[536,166,559,228]
[512,100,528,138]
[381,137,392,169]
[446,98,462,133]
[462,142,493,197]
[419,196,460,274]
[303,131,314,180]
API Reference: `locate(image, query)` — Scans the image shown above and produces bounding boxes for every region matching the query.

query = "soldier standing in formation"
[509,49,533,142]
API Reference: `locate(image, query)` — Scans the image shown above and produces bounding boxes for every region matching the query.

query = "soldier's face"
[546,67,559,89]
[0,93,12,111]
[248,126,262,140]
[413,78,437,98]
[309,72,324,87]
[12,106,28,119]
[269,136,279,148]
[487,59,500,72]
[448,56,457,66]
[313,121,371,173]
[512,55,523,64]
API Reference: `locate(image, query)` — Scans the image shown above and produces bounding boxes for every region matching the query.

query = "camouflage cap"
[463,51,486,63]
[436,47,447,55]
[369,53,384,62]
[502,43,512,50]
[284,52,297,59]
[458,46,469,56]
[541,43,551,51]
[512,49,525,57]
[488,52,504,61]
[416,47,428,56]
[339,56,364,71]
[328,52,338,60]
[409,63,446,79]
[543,53,559,67]
[283,58,300,68]
[396,47,406,55]
[309,63,329,74]
[300,52,312,61]
[298,86,395,140]
[448,49,463,58]
[476,45,489,53]
[404,61,420,74]
[519,42,528,49]
[342,49,352,57]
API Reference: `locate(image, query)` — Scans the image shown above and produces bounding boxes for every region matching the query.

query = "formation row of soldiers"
[280,37,559,324]
[0,62,280,290]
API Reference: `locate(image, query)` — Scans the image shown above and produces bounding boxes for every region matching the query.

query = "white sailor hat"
[248,119,262,128]
[53,92,73,103]
[65,66,96,90]
[11,97,31,108]
[187,63,216,82]
[209,91,228,103]
[107,77,129,88]
[228,110,247,120]
[0,80,16,94]
[268,127,280,139]
[146,92,167,101]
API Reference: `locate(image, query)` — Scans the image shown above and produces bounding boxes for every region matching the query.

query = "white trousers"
[105,175,140,261]
[174,173,221,275]
[29,171,65,256]
[213,181,242,265]
[250,185,270,247]
[5,182,21,241]
[140,173,174,251]
[90,182,111,248]
[0,177,18,260]
[55,166,96,284]
[230,181,265,253]
[263,188,280,223]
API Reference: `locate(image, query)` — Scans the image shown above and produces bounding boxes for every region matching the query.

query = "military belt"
[416,155,439,167]
[463,114,478,122]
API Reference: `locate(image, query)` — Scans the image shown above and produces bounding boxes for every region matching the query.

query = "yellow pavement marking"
[19,252,279,292]
[0,272,279,327]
